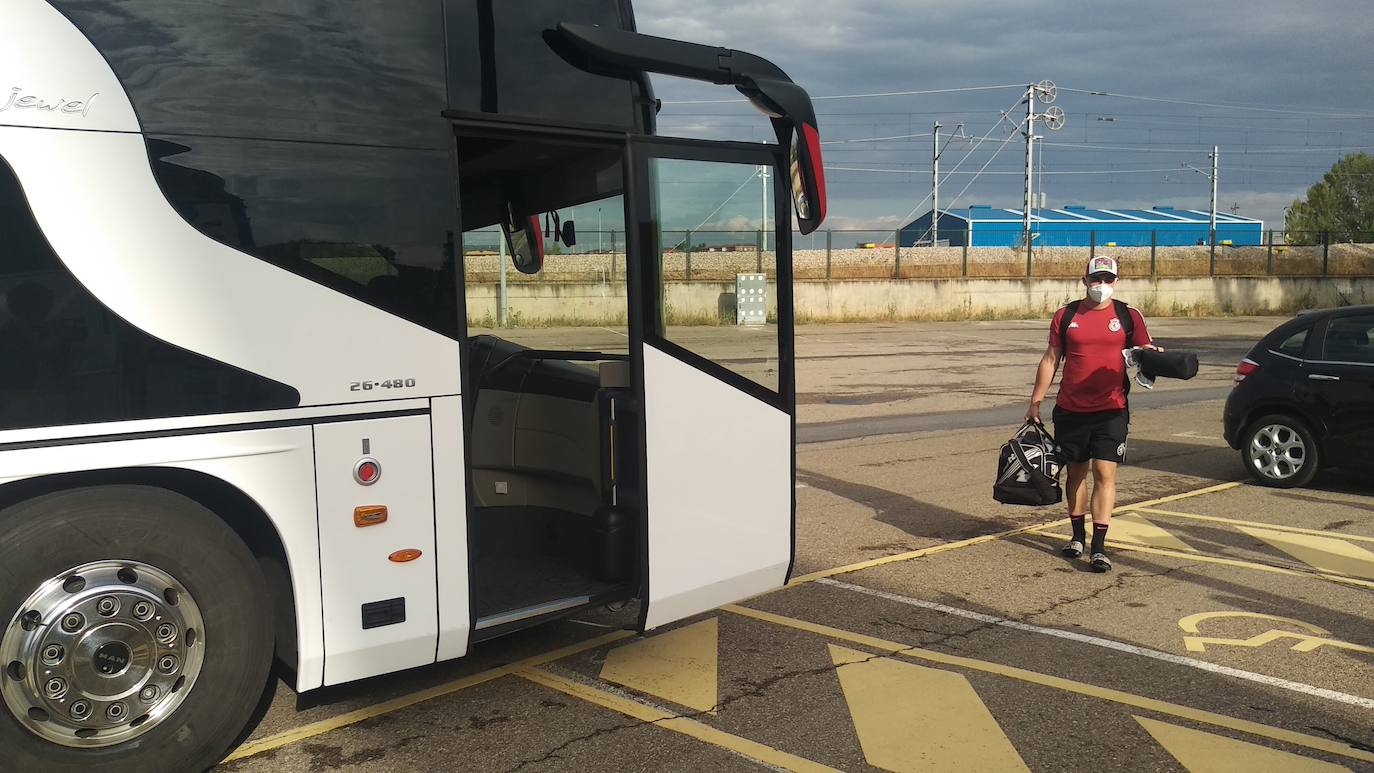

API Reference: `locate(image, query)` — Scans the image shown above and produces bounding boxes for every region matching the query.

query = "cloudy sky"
[633,0,1374,234]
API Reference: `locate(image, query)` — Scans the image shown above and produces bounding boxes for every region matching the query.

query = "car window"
[1274,327,1309,358]
[1322,315,1374,364]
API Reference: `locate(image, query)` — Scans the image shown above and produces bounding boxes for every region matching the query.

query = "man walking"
[1026,256,1156,572]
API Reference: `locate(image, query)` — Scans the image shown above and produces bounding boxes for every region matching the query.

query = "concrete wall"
[467,276,1374,326]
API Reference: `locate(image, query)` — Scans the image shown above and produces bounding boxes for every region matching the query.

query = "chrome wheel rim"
[2,561,205,748]
[1247,423,1307,480]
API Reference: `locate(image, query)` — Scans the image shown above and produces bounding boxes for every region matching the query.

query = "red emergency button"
[353,457,381,486]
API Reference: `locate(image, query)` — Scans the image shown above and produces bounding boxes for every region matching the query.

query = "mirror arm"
[557,24,809,129]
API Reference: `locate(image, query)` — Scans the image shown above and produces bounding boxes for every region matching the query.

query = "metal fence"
[463,230,1374,282]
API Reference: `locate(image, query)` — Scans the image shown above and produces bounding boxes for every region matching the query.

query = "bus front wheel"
[0,485,274,772]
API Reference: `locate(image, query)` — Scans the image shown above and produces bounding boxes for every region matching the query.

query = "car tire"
[0,485,274,772]
[1239,414,1319,489]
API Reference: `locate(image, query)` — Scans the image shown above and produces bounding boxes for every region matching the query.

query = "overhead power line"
[1059,87,1374,119]
[827,166,1184,176]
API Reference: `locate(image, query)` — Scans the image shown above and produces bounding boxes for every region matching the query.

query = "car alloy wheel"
[1247,422,1307,481]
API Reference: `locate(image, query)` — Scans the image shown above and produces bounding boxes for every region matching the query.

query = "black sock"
[1091,522,1109,554]
[1070,515,1086,542]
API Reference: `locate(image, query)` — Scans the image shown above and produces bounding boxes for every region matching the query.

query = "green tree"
[1285,152,1374,244]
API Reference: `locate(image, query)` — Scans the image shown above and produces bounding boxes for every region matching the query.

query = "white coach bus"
[0,0,827,769]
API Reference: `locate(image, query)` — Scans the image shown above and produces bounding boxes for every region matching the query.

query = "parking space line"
[721,604,1374,765]
[1118,481,1243,510]
[1237,526,1374,581]
[789,517,1069,584]
[1133,508,1374,544]
[221,630,633,764]
[788,481,1245,586]
[815,578,1374,710]
[518,668,843,773]
[1136,716,1354,773]
[1026,531,1374,590]
[829,645,1031,772]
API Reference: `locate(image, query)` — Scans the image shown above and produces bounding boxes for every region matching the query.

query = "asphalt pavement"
[219,317,1374,773]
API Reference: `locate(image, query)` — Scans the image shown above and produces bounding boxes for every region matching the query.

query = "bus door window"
[647,157,781,394]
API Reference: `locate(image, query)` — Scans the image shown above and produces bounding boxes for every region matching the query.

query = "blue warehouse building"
[901,205,1263,248]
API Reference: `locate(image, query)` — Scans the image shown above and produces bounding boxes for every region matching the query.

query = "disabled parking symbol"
[1178,611,1374,655]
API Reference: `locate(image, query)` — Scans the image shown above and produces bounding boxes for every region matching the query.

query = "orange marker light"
[354,506,388,527]
[388,549,422,563]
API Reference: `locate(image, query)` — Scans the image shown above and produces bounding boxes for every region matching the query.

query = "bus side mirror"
[503,213,544,274]
[790,124,826,235]
[561,219,577,247]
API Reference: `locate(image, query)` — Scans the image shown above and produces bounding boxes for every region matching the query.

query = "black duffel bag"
[993,420,1063,506]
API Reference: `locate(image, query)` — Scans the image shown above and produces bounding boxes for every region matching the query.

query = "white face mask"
[1087,282,1114,304]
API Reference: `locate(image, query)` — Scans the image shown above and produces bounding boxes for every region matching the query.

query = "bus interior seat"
[465,336,636,617]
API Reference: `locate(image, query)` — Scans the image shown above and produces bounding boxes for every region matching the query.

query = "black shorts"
[1052,407,1128,464]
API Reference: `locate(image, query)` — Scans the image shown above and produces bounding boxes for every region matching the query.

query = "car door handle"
[1308,373,1341,381]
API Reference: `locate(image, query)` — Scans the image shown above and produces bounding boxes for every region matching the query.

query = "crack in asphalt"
[850,558,1204,654]
[1018,562,1199,623]
[502,718,645,773]
[501,647,906,772]
[1306,725,1374,753]
[873,615,980,645]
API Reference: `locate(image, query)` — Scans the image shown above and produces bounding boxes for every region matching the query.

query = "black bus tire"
[0,485,274,773]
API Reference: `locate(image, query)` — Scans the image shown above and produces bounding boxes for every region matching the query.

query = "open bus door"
[631,142,796,629]
[553,25,827,629]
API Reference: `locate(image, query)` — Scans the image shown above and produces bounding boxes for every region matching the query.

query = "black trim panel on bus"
[0,407,434,454]
[625,139,654,634]
[443,110,634,139]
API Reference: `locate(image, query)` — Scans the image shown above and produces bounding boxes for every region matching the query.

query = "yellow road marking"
[789,517,1069,584]
[1136,716,1351,772]
[830,645,1030,772]
[1184,628,1374,656]
[221,630,633,763]
[1236,526,1374,581]
[1105,512,1197,552]
[1131,507,1374,544]
[1118,481,1243,510]
[1178,611,1374,655]
[518,668,842,773]
[790,481,1244,586]
[1180,611,1329,636]
[1028,531,1374,590]
[600,618,719,714]
[721,604,1374,764]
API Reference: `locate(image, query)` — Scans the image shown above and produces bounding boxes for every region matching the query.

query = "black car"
[1223,305,1374,488]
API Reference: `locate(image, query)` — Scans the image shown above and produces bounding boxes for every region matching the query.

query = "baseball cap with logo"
[1086,255,1119,279]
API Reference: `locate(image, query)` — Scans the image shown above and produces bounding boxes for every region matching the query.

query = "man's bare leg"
[1066,461,1091,516]
[1089,459,1118,570]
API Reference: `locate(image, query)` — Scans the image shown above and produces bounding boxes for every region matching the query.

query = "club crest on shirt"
[1108,318,1122,332]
